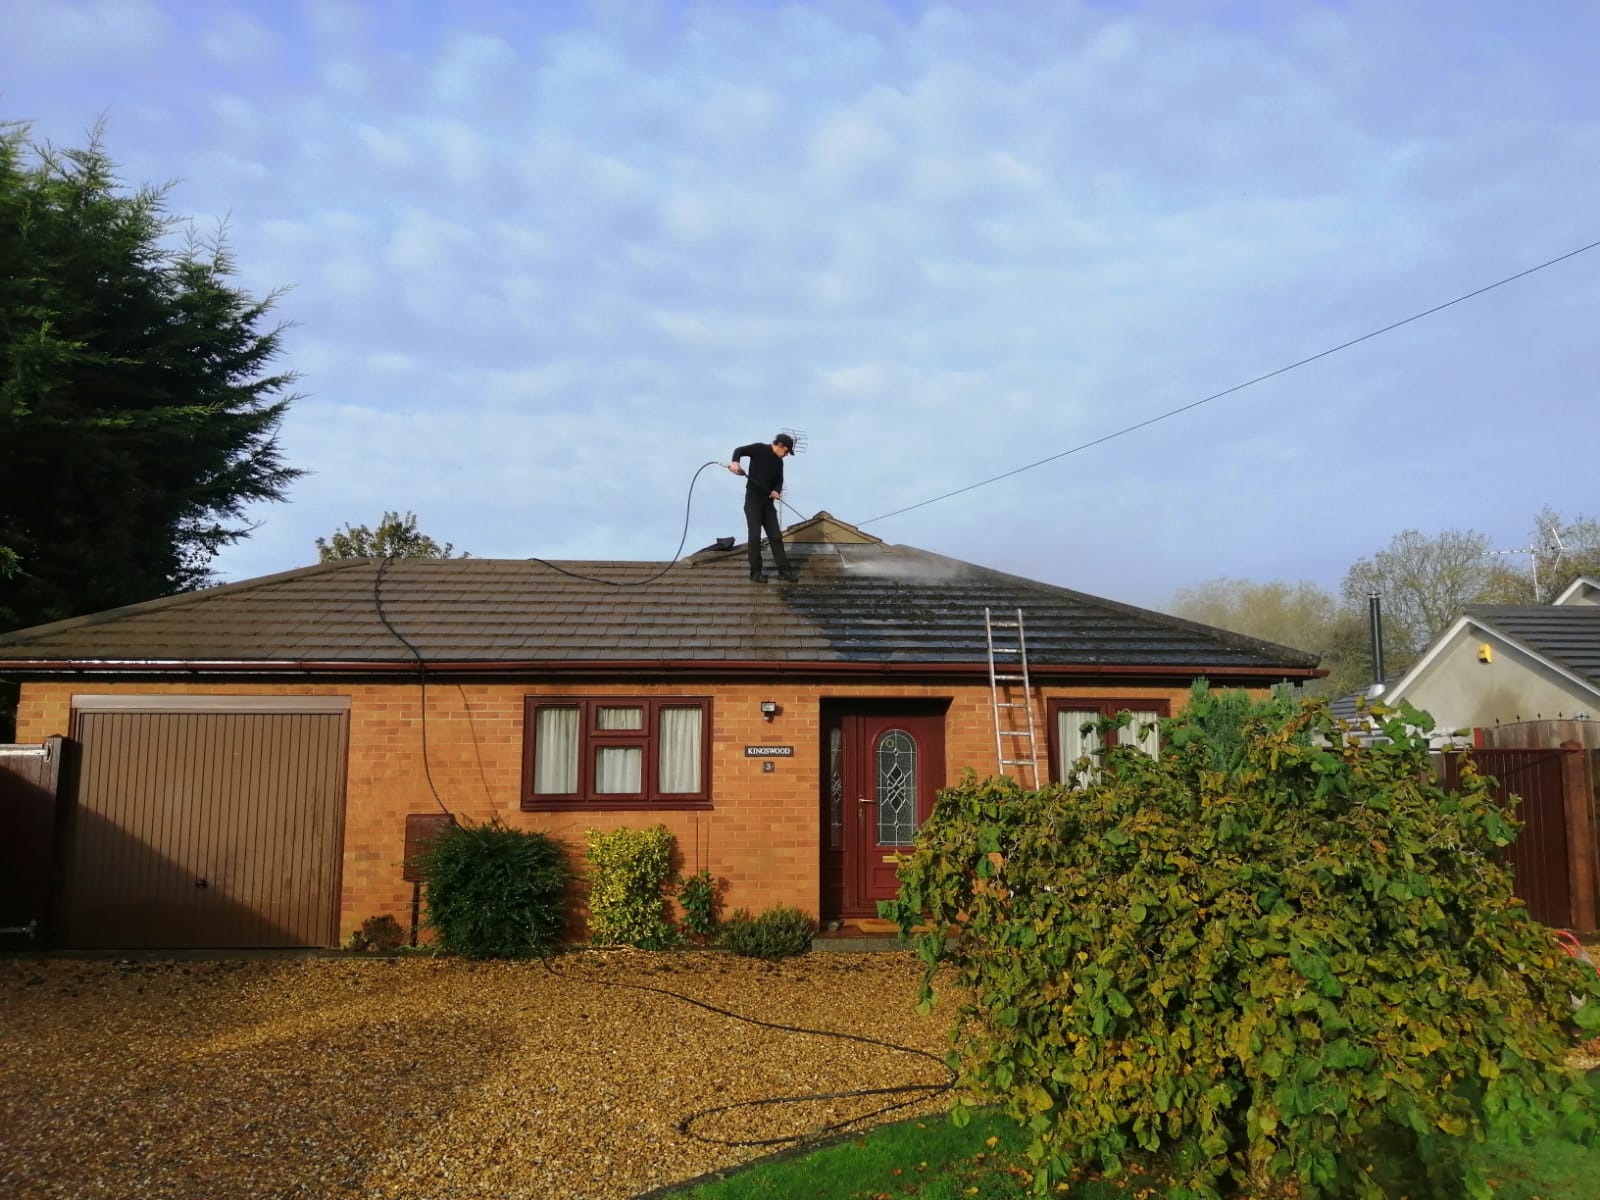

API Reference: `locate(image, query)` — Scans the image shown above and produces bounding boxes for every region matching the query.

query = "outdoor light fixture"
[760,700,779,721]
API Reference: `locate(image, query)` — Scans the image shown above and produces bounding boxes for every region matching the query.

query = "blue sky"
[4,0,1597,610]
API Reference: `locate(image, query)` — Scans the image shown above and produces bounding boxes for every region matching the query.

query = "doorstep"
[811,931,910,952]
[812,917,915,952]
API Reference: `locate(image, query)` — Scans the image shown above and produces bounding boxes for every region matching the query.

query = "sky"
[3,0,1598,612]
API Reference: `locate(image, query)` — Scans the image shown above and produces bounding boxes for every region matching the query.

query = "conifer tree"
[0,121,302,632]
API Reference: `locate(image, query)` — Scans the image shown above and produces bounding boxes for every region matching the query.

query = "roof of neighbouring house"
[1337,599,1600,720]
[0,512,1322,678]
[1552,575,1600,606]
[1327,674,1404,722]
[1458,603,1600,690]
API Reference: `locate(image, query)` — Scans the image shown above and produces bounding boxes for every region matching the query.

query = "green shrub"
[419,819,569,958]
[676,868,721,939]
[345,913,405,952]
[885,688,1600,1200]
[721,904,814,959]
[586,824,678,948]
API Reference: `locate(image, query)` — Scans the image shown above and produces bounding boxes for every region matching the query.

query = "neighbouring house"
[1351,575,1600,743]
[0,513,1321,950]
[1329,577,1600,933]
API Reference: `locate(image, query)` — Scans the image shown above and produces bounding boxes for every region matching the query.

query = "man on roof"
[729,433,798,583]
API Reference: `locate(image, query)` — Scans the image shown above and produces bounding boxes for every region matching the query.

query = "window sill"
[521,800,715,812]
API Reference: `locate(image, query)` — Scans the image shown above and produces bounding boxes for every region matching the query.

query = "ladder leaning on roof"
[985,606,1041,788]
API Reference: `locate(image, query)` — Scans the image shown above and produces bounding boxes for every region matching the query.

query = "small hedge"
[586,824,678,948]
[419,819,569,958]
[721,904,814,959]
[346,914,405,952]
[676,868,721,940]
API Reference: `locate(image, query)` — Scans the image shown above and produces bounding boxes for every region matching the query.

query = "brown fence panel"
[1478,720,1600,750]
[0,737,65,946]
[1441,747,1575,928]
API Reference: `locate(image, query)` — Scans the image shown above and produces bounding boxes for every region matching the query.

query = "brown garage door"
[63,699,348,949]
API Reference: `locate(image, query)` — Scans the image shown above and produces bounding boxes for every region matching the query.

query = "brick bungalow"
[1,513,1321,949]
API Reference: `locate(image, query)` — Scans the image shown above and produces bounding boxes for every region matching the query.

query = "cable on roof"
[527,460,727,587]
[364,456,767,820]
[861,237,1600,526]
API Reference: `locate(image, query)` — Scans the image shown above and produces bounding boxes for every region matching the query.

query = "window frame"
[521,696,713,810]
[1045,697,1171,785]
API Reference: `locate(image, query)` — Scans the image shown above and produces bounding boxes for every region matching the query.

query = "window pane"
[597,705,643,731]
[595,746,642,793]
[1056,710,1100,786]
[658,707,702,793]
[828,727,844,850]
[1117,710,1161,756]
[533,707,579,794]
[876,729,918,847]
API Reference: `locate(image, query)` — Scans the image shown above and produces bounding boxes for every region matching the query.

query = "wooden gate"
[0,737,64,947]
[1440,745,1598,932]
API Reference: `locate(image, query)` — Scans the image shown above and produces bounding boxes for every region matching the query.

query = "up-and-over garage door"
[63,696,349,949]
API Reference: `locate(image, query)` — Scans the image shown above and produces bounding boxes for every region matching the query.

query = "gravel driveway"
[0,952,954,1200]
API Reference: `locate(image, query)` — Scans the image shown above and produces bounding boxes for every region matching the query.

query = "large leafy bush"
[420,819,569,958]
[885,687,1600,1199]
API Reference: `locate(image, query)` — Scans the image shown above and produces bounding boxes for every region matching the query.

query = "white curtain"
[657,707,702,793]
[1117,710,1161,756]
[596,706,642,730]
[533,707,579,794]
[595,747,642,793]
[1056,710,1101,786]
[595,705,645,793]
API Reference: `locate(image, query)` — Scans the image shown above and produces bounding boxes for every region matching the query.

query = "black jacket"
[732,442,784,496]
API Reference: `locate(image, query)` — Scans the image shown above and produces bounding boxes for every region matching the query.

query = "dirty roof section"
[0,513,1320,675]
[1464,603,1600,688]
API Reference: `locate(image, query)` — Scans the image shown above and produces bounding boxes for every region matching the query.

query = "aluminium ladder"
[985,606,1041,787]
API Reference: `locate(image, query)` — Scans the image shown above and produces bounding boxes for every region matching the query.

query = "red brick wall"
[16,676,1198,942]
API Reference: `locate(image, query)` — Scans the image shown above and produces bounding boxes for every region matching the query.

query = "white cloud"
[8,0,1600,607]
[0,0,167,66]
[200,10,280,67]
[430,31,518,106]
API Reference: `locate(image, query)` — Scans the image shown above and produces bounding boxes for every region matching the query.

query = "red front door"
[821,706,945,920]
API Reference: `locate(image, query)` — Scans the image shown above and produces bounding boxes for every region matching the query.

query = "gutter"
[0,657,1324,682]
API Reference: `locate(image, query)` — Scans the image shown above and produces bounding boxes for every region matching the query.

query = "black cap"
[774,433,796,454]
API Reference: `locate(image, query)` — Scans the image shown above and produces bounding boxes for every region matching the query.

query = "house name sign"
[744,745,794,757]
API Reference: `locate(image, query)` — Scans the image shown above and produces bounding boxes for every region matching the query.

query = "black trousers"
[744,492,791,574]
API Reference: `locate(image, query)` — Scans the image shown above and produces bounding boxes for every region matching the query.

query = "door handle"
[857,797,872,805]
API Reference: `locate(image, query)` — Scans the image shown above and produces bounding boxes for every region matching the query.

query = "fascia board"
[1552,575,1600,606]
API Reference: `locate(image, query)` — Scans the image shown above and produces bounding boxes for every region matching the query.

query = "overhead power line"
[861,238,1600,526]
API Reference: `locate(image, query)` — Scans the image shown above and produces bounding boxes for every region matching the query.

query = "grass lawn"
[665,1071,1600,1200]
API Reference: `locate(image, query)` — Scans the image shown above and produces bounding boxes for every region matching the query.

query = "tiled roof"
[0,514,1320,676]
[1328,674,1402,721]
[1464,603,1600,688]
